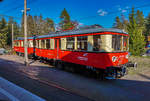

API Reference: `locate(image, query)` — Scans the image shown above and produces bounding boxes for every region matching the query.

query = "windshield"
[112,35,129,52]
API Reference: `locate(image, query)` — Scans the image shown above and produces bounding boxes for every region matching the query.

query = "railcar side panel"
[59,51,128,69]
[35,48,56,59]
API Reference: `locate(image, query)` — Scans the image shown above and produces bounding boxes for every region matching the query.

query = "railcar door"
[55,38,60,60]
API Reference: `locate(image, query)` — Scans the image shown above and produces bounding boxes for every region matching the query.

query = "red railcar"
[14,28,135,79]
[14,37,34,56]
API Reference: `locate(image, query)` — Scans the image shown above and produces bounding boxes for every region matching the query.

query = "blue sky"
[0,0,150,28]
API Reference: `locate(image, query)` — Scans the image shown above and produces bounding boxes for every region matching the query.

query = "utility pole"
[11,24,14,49]
[24,0,28,66]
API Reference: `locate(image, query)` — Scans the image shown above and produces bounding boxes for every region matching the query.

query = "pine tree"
[38,14,45,35]
[113,15,128,32]
[33,16,38,35]
[7,17,14,46]
[121,14,128,32]
[136,10,145,30]
[59,8,74,31]
[13,22,21,38]
[44,18,55,34]
[0,17,7,31]
[0,17,8,48]
[0,32,7,48]
[21,13,24,34]
[128,7,145,55]
[113,16,123,29]
[145,13,150,36]
[27,14,34,36]
[7,17,21,46]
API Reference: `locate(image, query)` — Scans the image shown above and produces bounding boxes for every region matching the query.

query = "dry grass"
[128,56,150,75]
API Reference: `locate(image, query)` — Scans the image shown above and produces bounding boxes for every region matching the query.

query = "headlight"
[112,56,117,62]
[125,54,129,59]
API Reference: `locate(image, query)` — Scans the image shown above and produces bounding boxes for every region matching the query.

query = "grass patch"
[128,56,150,75]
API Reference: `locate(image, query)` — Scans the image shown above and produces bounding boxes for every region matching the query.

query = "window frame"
[50,39,54,50]
[77,36,88,51]
[66,37,75,50]
[46,39,50,49]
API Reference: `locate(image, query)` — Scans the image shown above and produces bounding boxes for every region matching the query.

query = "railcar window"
[44,40,46,49]
[21,41,24,47]
[15,42,17,46]
[33,40,36,48]
[77,36,87,51]
[101,35,112,52]
[50,39,54,49]
[18,41,20,47]
[93,35,102,51]
[46,39,50,49]
[120,36,123,51]
[16,42,18,46]
[14,42,16,47]
[66,37,75,50]
[55,39,57,49]
[41,40,45,49]
[35,40,38,48]
[39,40,41,48]
[123,36,129,51]
[28,40,33,47]
[31,40,33,47]
[112,35,121,51]
[36,40,39,48]
[87,36,93,51]
[61,38,66,50]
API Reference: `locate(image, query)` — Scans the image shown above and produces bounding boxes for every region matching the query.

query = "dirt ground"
[0,55,150,101]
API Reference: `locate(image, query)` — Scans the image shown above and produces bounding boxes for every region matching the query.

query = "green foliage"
[21,14,55,36]
[113,15,128,32]
[113,16,123,29]
[0,32,7,48]
[27,15,34,35]
[44,18,55,33]
[59,8,74,31]
[0,17,20,48]
[0,18,8,48]
[145,13,150,36]
[128,8,145,56]
[113,8,146,56]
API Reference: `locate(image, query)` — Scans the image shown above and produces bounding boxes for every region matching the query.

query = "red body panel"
[14,39,34,55]
[59,51,128,69]
[14,46,20,52]
[35,48,56,59]
[35,46,128,69]
[14,46,34,55]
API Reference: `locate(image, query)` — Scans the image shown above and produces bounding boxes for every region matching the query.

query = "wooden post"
[24,0,28,66]
[12,24,14,49]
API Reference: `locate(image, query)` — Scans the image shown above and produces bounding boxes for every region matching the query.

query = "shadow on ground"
[0,57,150,101]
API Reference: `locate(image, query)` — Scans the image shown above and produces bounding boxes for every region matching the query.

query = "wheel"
[97,70,106,80]
[64,64,76,73]
[56,61,64,70]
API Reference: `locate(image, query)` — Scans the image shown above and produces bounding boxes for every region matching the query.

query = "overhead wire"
[78,3,150,21]
[0,0,18,9]
[0,0,37,20]
[1,1,150,27]
[1,0,36,14]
